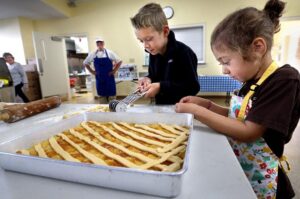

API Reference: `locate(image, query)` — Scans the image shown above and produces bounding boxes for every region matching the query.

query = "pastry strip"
[58,133,107,166]
[159,123,185,135]
[110,122,166,147]
[70,128,152,163]
[89,122,184,164]
[173,125,189,133]
[68,127,141,168]
[89,122,161,155]
[78,123,183,167]
[141,146,185,170]
[19,149,30,155]
[74,127,177,171]
[123,123,175,140]
[34,143,48,158]
[163,162,181,172]
[49,136,81,163]
[157,133,187,153]
[134,124,178,138]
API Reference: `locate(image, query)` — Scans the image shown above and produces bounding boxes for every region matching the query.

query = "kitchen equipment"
[0,112,193,197]
[0,96,61,123]
[0,58,13,86]
[0,58,15,102]
[109,89,147,112]
[0,79,9,88]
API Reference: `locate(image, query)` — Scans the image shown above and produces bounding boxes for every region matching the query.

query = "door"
[32,32,70,98]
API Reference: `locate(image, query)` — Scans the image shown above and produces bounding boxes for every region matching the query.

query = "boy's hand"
[138,77,151,92]
[144,83,160,98]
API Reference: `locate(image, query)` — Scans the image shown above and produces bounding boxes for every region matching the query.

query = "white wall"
[33,0,300,75]
[281,20,300,71]
[0,18,26,64]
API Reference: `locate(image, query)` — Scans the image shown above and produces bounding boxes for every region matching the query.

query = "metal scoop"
[109,89,147,112]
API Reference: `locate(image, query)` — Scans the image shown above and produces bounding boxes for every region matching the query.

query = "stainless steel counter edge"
[0,104,256,199]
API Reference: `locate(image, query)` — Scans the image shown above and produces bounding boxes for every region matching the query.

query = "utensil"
[109,89,147,112]
[0,96,61,123]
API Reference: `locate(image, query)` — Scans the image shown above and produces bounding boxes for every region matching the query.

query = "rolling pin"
[0,96,61,123]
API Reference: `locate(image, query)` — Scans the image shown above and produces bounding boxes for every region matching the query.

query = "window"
[172,24,205,64]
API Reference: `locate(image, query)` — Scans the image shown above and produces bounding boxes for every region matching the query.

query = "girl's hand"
[179,96,211,109]
[179,96,200,103]
[175,103,200,114]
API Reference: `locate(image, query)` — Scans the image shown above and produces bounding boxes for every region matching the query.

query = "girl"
[175,0,300,198]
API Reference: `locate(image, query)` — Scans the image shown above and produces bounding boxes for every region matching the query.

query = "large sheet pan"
[0,112,193,197]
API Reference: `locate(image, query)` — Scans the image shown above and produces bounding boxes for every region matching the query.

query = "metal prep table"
[0,104,256,199]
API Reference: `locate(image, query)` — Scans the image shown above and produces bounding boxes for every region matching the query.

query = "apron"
[228,62,279,199]
[94,50,116,96]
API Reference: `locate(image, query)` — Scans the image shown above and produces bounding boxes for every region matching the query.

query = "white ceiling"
[0,0,94,20]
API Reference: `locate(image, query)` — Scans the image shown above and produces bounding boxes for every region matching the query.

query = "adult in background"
[84,38,122,104]
[3,52,29,103]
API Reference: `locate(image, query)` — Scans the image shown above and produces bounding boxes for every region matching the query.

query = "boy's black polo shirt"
[148,31,200,104]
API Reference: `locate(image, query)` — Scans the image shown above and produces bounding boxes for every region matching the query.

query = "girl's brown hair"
[211,0,285,60]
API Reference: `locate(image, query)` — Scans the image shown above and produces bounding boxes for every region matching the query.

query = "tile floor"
[65,92,300,198]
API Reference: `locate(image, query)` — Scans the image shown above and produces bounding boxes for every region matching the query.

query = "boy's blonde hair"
[131,3,168,32]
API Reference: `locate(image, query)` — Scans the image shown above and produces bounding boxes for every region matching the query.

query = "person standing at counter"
[175,0,299,198]
[83,38,122,104]
[3,52,29,103]
[131,3,200,104]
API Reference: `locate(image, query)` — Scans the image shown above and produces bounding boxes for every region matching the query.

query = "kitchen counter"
[0,104,256,199]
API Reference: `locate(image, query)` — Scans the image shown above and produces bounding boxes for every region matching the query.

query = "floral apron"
[228,62,279,199]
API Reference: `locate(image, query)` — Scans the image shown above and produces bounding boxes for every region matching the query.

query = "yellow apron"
[228,62,282,199]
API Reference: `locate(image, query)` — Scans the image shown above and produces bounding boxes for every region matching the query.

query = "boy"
[131,3,200,104]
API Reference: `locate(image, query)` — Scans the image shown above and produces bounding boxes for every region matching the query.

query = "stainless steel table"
[0,104,256,199]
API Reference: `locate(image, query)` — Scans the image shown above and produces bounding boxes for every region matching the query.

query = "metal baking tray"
[0,112,193,197]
